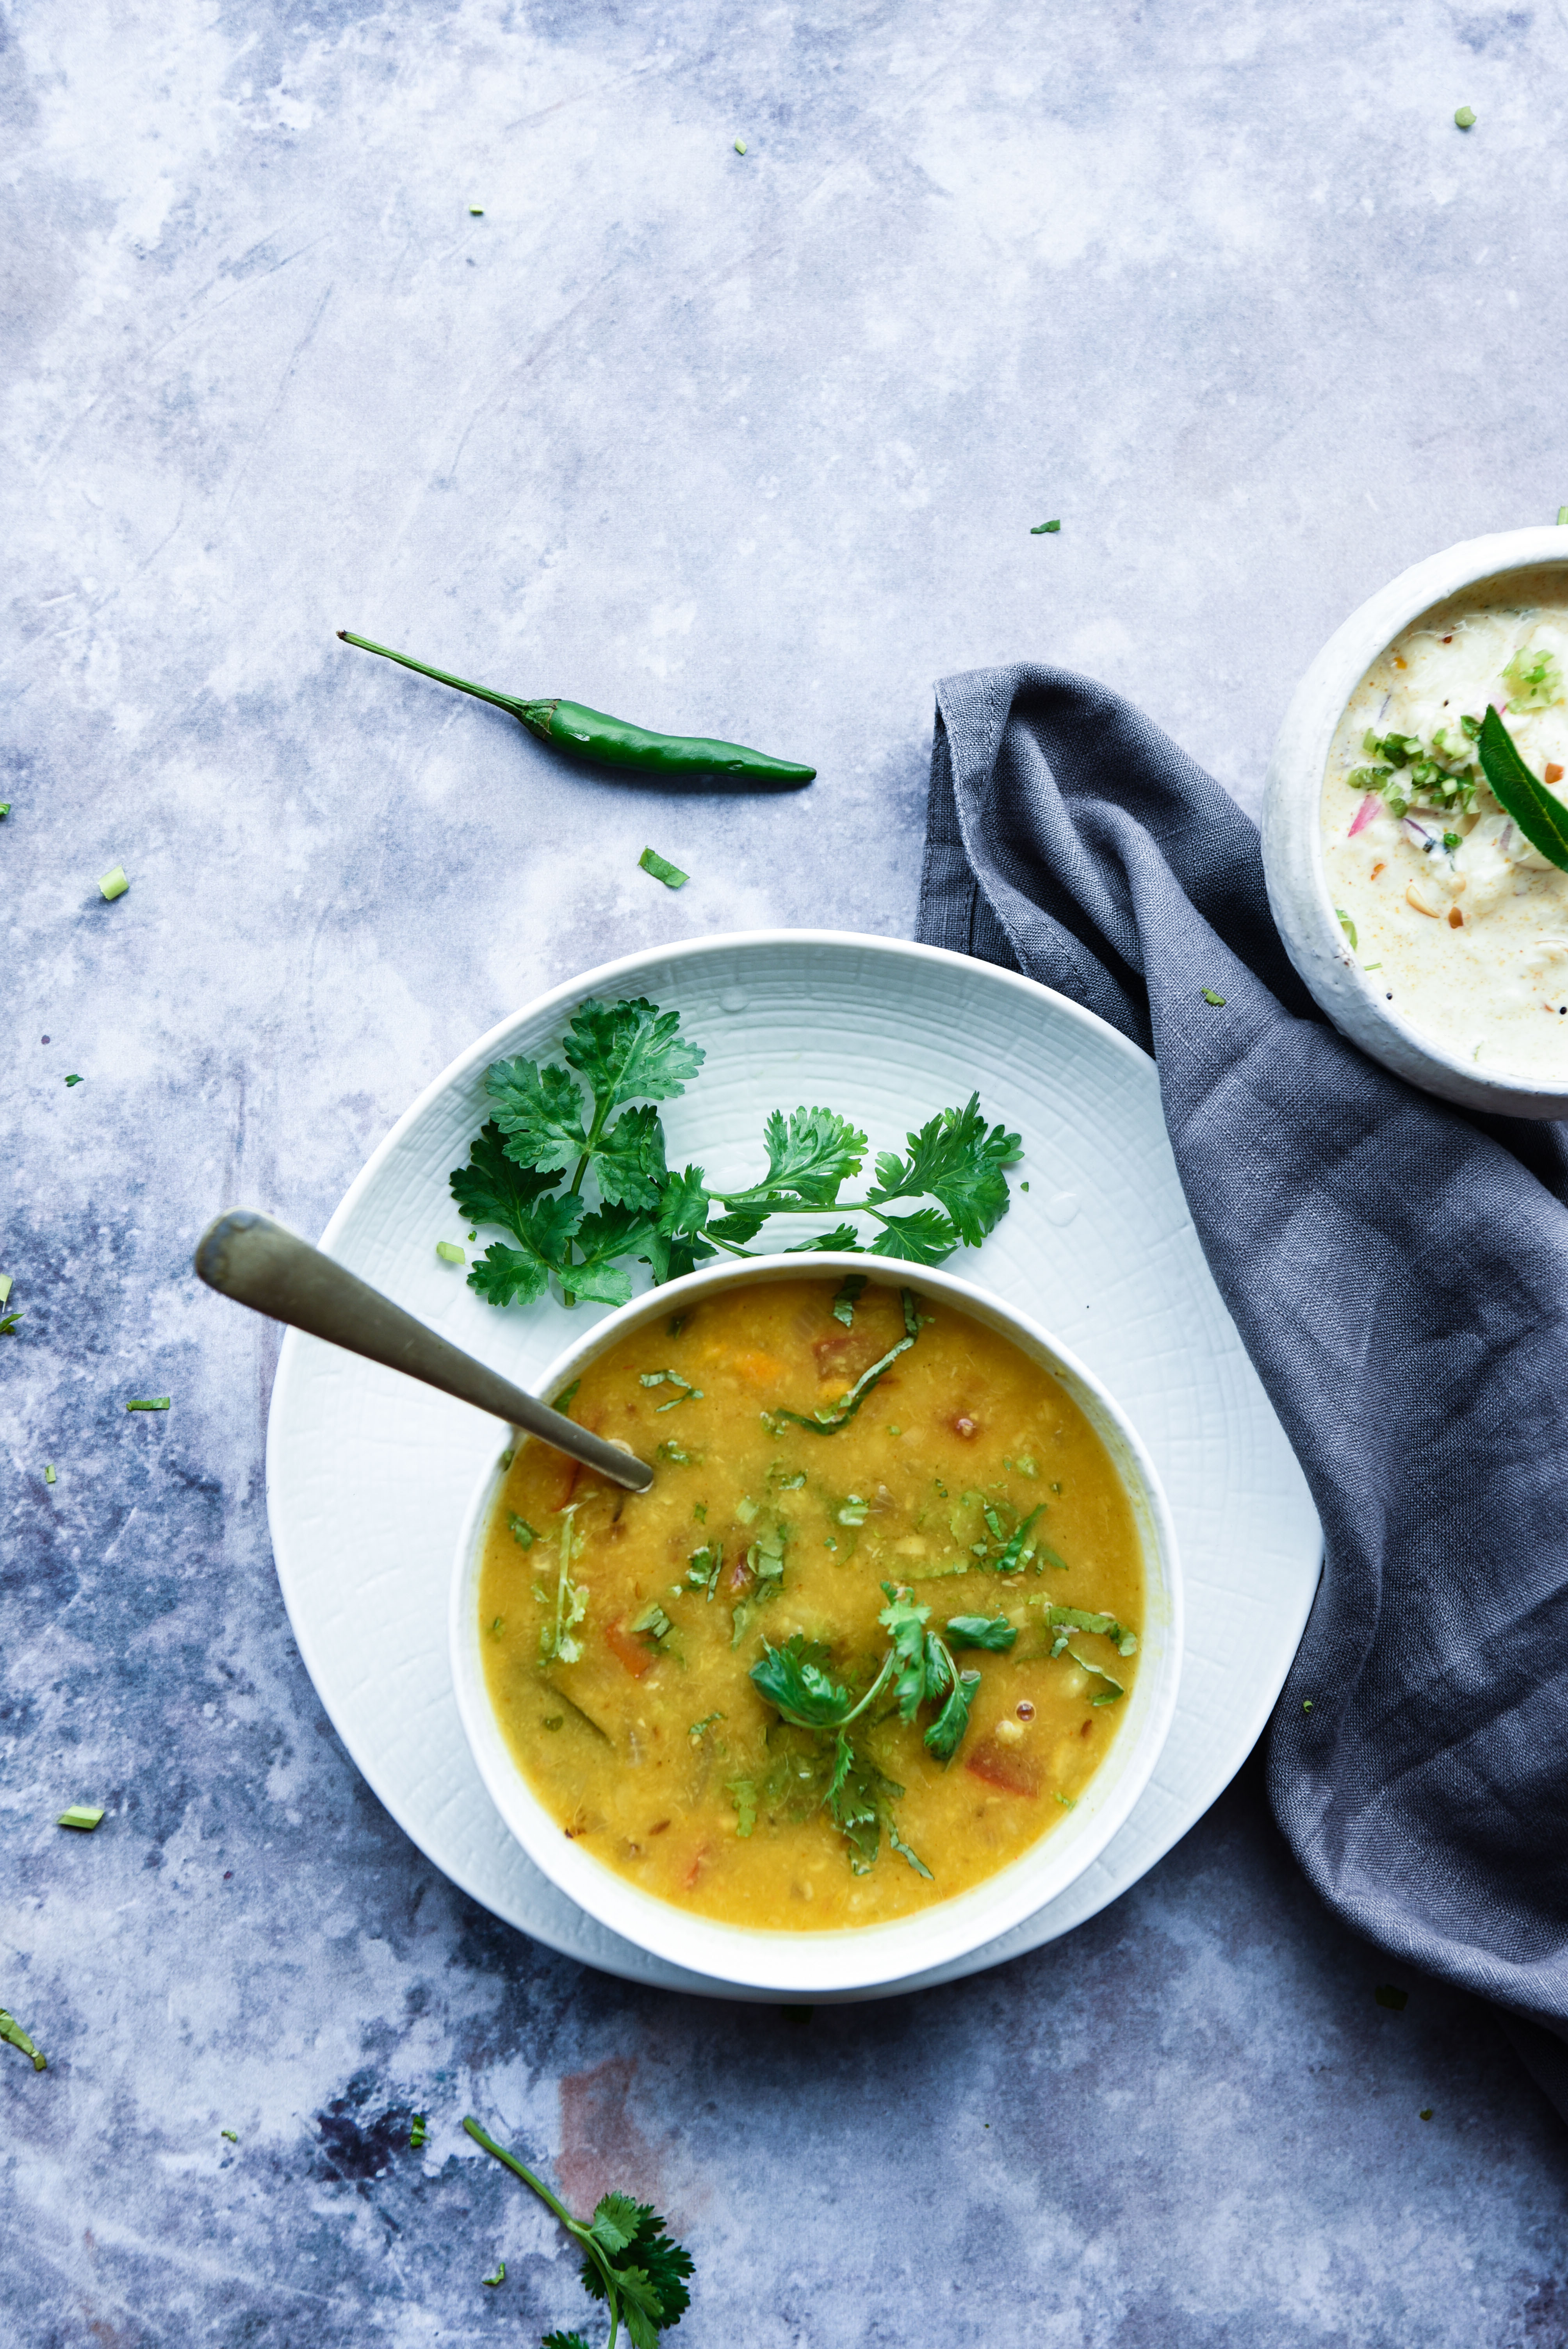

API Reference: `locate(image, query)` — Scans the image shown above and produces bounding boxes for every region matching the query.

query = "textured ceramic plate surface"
[266,933,1321,2002]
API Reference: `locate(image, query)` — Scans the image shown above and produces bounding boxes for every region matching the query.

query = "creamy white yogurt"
[1320,569,1568,1083]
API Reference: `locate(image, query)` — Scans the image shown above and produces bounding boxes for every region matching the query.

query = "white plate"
[266,932,1320,2001]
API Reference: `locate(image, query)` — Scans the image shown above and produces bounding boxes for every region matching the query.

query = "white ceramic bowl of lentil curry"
[450,1253,1182,1994]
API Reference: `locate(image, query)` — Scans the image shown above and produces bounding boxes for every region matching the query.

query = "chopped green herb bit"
[542,1715,564,1730]
[490,1615,505,1636]
[98,865,128,900]
[733,137,747,154]
[1030,519,1062,534]
[0,2010,45,2070]
[126,1397,171,1412]
[44,1464,56,1485]
[58,1805,105,1831]
[1454,104,1475,128]
[1302,1698,1314,1713]
[469,203,485,215]
[1419,2106,1434,2121]
[689,1710,725,1741]
[481,2260,506,2287]
[1335,907,1358,950]
[656,1439,702,1465]
[499,1446,514,1468]
[221,2128,239,2143]
[831,1273,867,1326]
[508,1515,537,1549]
[0,1312,22,1336]
[1201,988,1226,1007]
[0,803,9,818]
[1055,1791,1076,1809]
[727,1778,757,1835]
[410,2114,427,2148]
[552,1379,581,1415]
[692,1500,708,1522]
[1375,1984,1409,2012]
[64,1073,82,1086]
[667,1313,686,1336]
[638,845,689,889]
[632,1600,674,1647]
[946,1614,1017,1652]
[436,1240,466,1264]
[641,1369,703,1410]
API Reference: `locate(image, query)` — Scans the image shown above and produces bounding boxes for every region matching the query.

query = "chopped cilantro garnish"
[126,1397,170,1412]
[1201,988,1226,1007]
[482,2260,506,2287]
[0,803,9,818]
[638,846,689,889]
[689,1710,724,1741]
[221,2128,239,2143]
[552,1379,581,1414]
[1055,1791,1076,1809]
[1419,2106,1434,2121]
[641,1369,703,1410]
[508,1515,537,1549]
[539,1506,588,1665]
[410,2114,427,2148]
[463,2116,694,2345]
[436,1240,466,1264]
[543,1715,564,1730]
[655,1439,702,1464]
[631,1600,674,1648]
[727,1779,757,1835]
[1335,907,1357,949]
[1030,519,1062,534]
[0,2010,45,2070]
[831,1273,867,1326]
[64,1073,82,1086]
[58,1805,105,1830]
[946,1614,1017,1651]
[98,865,128,900]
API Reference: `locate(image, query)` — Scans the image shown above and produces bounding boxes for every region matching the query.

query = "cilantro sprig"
[451,997,1021,1309]
[463,2117,693,2349]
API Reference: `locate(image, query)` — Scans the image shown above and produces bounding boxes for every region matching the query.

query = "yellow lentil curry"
[479,1275,1143,1928]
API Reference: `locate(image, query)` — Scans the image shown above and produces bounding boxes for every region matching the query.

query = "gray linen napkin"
[917,662,1568,2115]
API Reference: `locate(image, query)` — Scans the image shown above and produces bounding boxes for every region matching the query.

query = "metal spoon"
[194,1208,653,1495]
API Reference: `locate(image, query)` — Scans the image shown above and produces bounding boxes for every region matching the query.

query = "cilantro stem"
[463,2117,624,2347]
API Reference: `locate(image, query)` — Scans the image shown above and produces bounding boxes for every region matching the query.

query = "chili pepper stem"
[338,630,546,728]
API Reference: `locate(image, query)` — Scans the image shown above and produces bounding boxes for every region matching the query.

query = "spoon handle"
[194,1208,652,1495]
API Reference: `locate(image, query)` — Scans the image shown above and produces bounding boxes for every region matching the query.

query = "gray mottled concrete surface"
[5,0,1567,2341]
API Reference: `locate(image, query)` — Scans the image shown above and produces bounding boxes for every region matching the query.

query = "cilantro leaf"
[867,1093,1022,1246]
[542,2335,595,2349]
[467,1191,586,1306]
[450,1119,564,1239]
[946,1614,1017,1651]
[878,1585,932,1721]
[924,1666,980,1761]
[486,1056,590,1173]
[588,2192,646,2256]
[750,1633,853,1727]
[749,1106,867,1205]
[641,1165,715,1284]
[706,1207,768,1247]
[784,1222,863,1253]
[831,1274,867,1325]
[562,997,704,1113]
[867,1206,960,1264]
[1046,1603,1138,1657]
[595,1104,669,1211]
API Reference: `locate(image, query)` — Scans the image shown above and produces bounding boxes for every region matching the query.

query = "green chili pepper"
[338,630,816,786]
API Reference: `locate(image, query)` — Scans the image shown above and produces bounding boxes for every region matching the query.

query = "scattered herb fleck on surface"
[463,2115,694,2348]
[126,1397,171,1412]
[1030,519,1062,534]
[58,1806,104,1831]
[482,2261,506,2288]
[436,1240,466,1264]
[638,847,689,890]
[64,1074,82,1087]
[1201,988,1226,1007]
[410,2114,427,2148]
[221,2128,238,2143]
[0,2010,46,2070]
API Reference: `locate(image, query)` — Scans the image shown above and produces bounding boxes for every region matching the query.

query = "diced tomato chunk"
[603,1616,654,1678]
[965,1736,1041,1796]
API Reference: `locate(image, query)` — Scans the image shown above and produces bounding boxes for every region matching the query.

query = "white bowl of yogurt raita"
[1263,526,1568,1117]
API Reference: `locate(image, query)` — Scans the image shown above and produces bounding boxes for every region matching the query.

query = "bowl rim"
[1262,524,1568,1118]
[448,1248,1183,1995]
